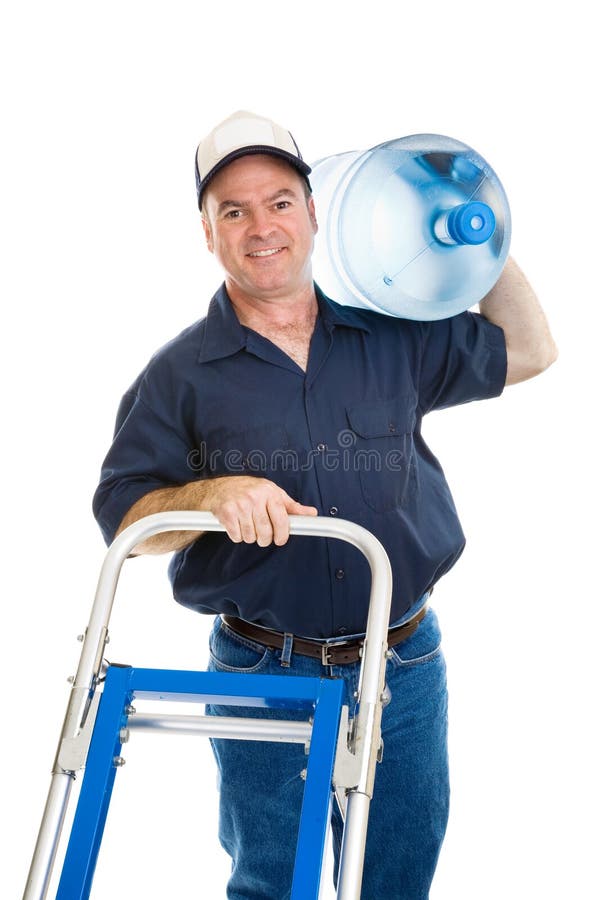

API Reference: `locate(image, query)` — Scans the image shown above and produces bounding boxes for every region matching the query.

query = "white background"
[2,2,598,897]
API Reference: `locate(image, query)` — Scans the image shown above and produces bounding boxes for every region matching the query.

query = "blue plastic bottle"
[310,134,511,320]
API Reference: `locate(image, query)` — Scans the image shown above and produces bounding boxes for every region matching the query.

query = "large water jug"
[310,134,511,320]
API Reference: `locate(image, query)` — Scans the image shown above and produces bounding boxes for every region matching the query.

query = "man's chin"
[234,274,296,300]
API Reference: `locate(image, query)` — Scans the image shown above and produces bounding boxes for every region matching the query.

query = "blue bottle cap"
[446,201,496,245]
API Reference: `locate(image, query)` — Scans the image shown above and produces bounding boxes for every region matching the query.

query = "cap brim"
[197,145,312,207]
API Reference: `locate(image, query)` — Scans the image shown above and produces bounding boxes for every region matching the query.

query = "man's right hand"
[201,475,318,546]
[116,475,318,555]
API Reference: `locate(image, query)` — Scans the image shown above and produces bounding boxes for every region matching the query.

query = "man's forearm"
[478,256,558,385]
[115,479,219,555]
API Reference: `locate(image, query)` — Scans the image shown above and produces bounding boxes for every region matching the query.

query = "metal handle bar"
[25,512,393,900]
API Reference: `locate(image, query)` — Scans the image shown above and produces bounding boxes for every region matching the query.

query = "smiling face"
[201,154,318,306]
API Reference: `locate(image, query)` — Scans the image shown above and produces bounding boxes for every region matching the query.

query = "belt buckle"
[321,643,334,666]
[321,638,358,665]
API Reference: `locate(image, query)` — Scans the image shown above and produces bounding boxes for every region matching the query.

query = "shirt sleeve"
[417,311,507,415]
[92,385,196,546]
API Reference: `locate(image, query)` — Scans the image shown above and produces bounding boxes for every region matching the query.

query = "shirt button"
[388,422,397,433]
[335,568,345,580]
[317,442,327,452]
[329,506,338,516]
[337,626,348,636]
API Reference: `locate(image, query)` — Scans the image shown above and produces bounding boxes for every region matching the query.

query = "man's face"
[202,154,318,304]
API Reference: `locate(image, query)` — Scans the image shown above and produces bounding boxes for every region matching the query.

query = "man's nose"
[248,207,276,237]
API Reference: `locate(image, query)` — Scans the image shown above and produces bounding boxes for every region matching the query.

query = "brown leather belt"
[221,604,428,666]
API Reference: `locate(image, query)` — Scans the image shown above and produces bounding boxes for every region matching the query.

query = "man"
[93,111,557,898]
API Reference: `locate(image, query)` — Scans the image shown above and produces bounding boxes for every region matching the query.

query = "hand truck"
[23,512,393,899]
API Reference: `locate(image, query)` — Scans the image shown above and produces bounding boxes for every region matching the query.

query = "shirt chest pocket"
[203,423,299,495]
[345,395,417,512]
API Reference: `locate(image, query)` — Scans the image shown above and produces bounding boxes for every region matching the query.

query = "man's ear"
[201,214,214,253]
[308,196,318,234]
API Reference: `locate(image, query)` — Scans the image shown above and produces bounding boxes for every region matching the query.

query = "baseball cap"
[195,110,312,209]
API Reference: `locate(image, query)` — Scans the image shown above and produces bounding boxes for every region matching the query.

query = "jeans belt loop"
[281,632,294,667]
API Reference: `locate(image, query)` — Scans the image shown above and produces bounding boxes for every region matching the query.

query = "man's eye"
[224,209,242,219]
[275,201,291,210]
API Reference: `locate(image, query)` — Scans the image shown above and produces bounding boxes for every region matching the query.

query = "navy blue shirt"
[93,283,506,638]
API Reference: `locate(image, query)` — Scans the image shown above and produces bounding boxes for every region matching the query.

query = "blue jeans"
[206,607,449,899]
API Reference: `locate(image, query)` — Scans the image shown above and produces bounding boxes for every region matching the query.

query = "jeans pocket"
[208,618,271,673]
[388,608,442,668]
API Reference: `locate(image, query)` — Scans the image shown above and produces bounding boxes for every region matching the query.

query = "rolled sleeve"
[92,388,195,545]
[418,311,507,414]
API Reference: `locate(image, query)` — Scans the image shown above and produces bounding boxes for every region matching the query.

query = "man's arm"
[478,256,558,385]
[115,475,318,555]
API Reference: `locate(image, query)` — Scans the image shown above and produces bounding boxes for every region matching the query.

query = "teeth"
[248,248,282,257]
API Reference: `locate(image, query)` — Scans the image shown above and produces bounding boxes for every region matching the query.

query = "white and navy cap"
[195,110,312,209]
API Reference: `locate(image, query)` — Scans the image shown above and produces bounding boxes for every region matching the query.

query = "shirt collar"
[314,284,372,335]
[197,284,248,363]
[197,282,371,364]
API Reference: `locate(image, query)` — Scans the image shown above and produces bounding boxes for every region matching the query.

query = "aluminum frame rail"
[23,512,393,900]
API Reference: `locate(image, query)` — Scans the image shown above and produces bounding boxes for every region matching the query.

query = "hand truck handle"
[70,512,392,734]
[25,512,393,900]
